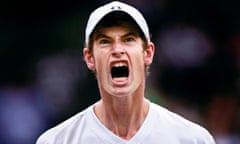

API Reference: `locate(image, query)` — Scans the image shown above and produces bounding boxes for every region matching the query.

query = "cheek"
[93,52,108,70]
[131,52,145,69]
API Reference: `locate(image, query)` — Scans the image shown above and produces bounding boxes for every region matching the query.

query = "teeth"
[112,62,127,67]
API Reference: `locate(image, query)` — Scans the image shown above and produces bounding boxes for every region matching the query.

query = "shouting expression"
[84,24,154,98]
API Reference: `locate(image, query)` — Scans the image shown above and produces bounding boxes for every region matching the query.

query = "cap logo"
[111,6,121,10]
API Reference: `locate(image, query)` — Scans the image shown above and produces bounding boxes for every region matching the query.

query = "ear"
[144,42,155,66]
[83,48,95,71]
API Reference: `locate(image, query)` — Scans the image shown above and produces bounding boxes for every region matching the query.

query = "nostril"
[112,51,125,57]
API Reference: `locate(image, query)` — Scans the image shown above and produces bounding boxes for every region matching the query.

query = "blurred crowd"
[1,0,240,144]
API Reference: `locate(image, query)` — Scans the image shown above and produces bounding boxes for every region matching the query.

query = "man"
[36,1,216,143]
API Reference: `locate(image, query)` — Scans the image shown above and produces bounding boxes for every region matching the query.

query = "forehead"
[93,24,140,39]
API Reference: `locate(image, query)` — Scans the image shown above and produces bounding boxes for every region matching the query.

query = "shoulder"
[36,106,92,144]
[149,102,216,143]
[150,102,203,129]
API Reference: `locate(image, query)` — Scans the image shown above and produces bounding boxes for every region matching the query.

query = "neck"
[94,97,149,140]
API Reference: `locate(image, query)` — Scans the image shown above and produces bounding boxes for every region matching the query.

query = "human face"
[84,25,154,98]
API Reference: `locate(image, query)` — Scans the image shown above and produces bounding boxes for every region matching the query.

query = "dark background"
[1,0,240,85]
[0,0,240,143]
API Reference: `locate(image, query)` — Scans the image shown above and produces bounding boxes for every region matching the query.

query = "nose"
[112,42,125,57]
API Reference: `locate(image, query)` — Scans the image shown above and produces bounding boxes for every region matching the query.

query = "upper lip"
[110,59,129,68]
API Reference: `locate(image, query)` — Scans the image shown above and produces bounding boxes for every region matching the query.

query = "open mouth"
[111,62,129,79]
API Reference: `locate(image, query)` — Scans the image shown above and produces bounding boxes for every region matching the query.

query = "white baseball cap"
[85,1,150,46]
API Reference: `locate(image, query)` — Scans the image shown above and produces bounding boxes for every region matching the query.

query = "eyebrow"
[94,33,111,41]
[123,32,139,38]
[94,32,139,41]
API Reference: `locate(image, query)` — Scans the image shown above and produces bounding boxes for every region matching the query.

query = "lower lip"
[111,77,128,85]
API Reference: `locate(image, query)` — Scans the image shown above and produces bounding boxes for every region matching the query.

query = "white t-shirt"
[36,101,215,144]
